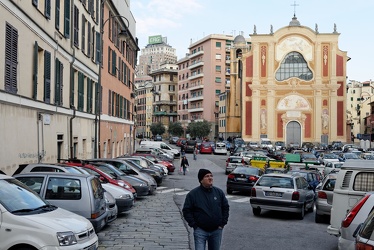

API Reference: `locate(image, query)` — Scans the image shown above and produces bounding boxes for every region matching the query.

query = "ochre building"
[228,16,349,145]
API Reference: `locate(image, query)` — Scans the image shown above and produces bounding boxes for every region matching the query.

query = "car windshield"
[324,154,338,159]
[344,153,359,159]
[257,176,294,188]
[229,158,242,163]
[0,178,47,213]
[302,154,317,159]
[334,163,343,168]
[233,167,259,175]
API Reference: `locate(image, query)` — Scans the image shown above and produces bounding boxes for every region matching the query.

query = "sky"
[131,0,374,82]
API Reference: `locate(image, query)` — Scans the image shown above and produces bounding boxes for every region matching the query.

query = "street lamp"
[94,2,131,158]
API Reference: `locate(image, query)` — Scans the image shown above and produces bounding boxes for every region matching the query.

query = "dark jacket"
[181,157,189,167]
[183,185,229,232]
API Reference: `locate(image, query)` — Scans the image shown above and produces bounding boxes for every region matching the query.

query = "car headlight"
[118,181,130,189]
[119,194,132,199]
[57,231,77,246]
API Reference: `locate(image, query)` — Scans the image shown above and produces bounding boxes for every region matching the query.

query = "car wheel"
[253,207,261,216]
[298,204,305,220]
[315,212,324,223]
[227,188,233,194]
[225,170,229,175]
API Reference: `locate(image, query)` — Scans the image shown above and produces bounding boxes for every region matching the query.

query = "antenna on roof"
[291,1,299,17]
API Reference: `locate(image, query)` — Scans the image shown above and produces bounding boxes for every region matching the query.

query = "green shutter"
[78,72,84,111]
[55,0,60,29]
[112,50,116,75]
[44,50,51,103]
[96,31,101,64]
[55,58,60,104]
[64,0,70,38]
[45,0,51,19]
[33,41,38,99]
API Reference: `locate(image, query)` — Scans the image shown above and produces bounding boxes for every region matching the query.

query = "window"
[215,77,221,83]
[216,65,221,72]
[216,42,221,48]
[81,14,86,53]
[45,177,82,200]
[275,52,313,81]
[73,5,79,47]
[215,90,221,95]
[215,54,222,60]
[64,0,70,38]
[4,23,18,94]
[86,78,93,113]
[55,58,64,106]
[43,51,51,103]
[77,72,85,111]
[353,172,374,191]
[55,0,60,29]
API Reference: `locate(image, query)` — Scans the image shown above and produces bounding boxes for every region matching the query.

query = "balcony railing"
[188,72,204,81]
[189,50,204,59]
[188,107,204,113]
[188,96,204,102]
[188,61,204,70]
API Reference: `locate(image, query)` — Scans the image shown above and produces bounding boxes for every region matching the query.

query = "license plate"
[265,191,282,197]
[236,177,247,181]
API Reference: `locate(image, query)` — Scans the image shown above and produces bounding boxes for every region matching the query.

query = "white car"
[214,142,228,155]
[0,174,98,250]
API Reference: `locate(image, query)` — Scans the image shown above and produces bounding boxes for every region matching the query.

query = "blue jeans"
[194,227,223,250]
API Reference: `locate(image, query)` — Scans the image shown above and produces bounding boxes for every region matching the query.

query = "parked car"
[315,173,337,223]
[129,155,168,176]
[88,158,157,194]
[176,138,187,147]
[200,142,213,154]
[328,160,374,237]
[318,152,340,165]
[185,140,197,153]
[226,166,264,194]
[0,174,99,250]
[13,172,108,232]
[264,167,288,174]
[169,136,179,144]
[136,146,174,162]
[154,135,162,141]
[250,173,315,219]
[248,141,259,149]
[354,202,374,250]
[323,161,343,176]
[88,161,150,197]
[339,192,374,250]
[274,141,285,150]
[288,169,321,191]
[132,153,175,173]
[119,157,164,184]
[338,152,360,162]
[214,142,228,155]
[225,156,245,175]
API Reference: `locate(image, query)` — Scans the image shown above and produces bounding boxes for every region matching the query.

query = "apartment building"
[177,34,234,140]
[149,63,178,138]
[137,35,177,77]
[0,0,137,174]
[100,1,138,158]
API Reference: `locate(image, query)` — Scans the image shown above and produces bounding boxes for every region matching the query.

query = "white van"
[328,160,374,238]
[139,141,180,158]
[0,174,98,250]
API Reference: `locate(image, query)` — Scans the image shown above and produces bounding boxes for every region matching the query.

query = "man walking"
[183,169,230,250]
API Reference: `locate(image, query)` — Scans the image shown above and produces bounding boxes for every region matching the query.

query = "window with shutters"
[32,41,39,99]
[87,22,91,57]
[73,5,79,47]
[44,51,51,103]
[108,90,112,115]
[111,91,115,116]
[55,0,60,29]
[55,58,64,106]
[64,0,70,38]
[86,78,93,113]
[112,50,117,76]
[95,31,101,64]
[77,72,85,111]
[4,23,18,94]
[81,14,86,54]
[32,0,51,20]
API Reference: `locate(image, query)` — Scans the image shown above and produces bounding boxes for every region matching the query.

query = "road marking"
[157,187,168,190]
[158,188,184,193]
[174,191,189,195]
[231,197,250,203]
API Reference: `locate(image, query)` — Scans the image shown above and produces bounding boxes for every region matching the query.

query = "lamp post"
[94,1,130,158]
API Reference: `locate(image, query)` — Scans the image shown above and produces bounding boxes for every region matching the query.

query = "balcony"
[189,50,204,59]
[188,96,204,102]
[188,72,204,81]
[153,100,177,106]
[153,111,178,116]
[188,107,204,113]
[188,61,204,70]
[189,84,204,91]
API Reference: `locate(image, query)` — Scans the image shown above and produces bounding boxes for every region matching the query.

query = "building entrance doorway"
[286,121,301,147]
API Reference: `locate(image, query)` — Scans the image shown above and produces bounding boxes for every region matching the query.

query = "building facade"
[0,0,137,174]
[137,35,177,77]
[149,63,178,138]
[229,16,349,146]
[177,34,234,140]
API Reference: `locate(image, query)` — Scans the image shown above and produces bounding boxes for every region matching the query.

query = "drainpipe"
[70,106,76,159]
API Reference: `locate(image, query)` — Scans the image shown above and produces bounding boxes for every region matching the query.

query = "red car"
[132,153,175,173]
[61,160,137,196]
[176,138,187,147]
[199,142,213,154]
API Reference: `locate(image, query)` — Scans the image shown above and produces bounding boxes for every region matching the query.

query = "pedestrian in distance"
[183,169,230,250]
[180,142,186,157]
[180,156,189,175]
[193,145,198,160]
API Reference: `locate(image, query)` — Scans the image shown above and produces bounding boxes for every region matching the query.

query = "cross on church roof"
[291,1,299,17]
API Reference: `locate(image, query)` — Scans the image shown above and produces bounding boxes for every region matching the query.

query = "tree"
[168,122,184,136]
[150,122,166,136]
[187,120,211,139]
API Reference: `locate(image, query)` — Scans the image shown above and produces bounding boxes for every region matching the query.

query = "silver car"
[250,173,315,219]
[315,173,337,223]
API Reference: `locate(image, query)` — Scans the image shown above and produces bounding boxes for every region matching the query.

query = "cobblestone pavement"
[97,188,191,250]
